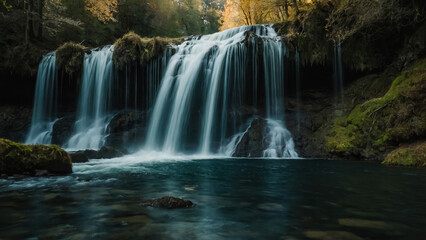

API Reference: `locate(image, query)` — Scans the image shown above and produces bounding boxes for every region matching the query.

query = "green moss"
[0,138,72,175]
[382,142,426,167]
[56,42,87,75]
[326,58,426,158]
[113,31,183,70]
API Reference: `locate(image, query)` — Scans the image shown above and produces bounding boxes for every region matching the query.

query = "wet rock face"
[70,146,124,160]
[105,110,148,152]
[141,196,194,209]
[52,115,75,146]
[0,105,32,142]
[98,146,124,159]
[232,118,268,157]
[0,138,72,175]
[69,152,89,163]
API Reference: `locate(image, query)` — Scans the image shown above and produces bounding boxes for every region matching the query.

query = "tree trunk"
[25,0,31,45]
[38,0,44,40]
[292,0,299,16]
[284,0,289,18]
[29,0,35,39]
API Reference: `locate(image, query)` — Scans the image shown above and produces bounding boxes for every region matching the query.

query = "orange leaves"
[85,0,118,24]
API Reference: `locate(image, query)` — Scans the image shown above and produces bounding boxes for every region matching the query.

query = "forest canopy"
[0,0,425,77]
[1,0,424,46]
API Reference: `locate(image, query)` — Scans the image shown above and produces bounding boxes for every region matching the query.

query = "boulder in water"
[52,115,75,146]
[98,146,124,159]
[82,149,99,159]
[141,196,195,209]
[233,118,268,157]
[105,110,147,152]
[0,138,72,175]
[232,118,298,158]
[69,152,89,163]
[71,146,124,160]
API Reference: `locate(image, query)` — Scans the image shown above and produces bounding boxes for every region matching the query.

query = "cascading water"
[333,39,344,109]
[26,52,58,145]
[26,24,297,157]
[295,48,301,133]
[145,24,298,157]
[66,46,116,150]
[145,50,174,108]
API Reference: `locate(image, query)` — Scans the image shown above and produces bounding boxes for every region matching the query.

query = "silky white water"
[66,46,116,150]
[26,25,298,157]
[145,24,298,157]
[26,52,58,145]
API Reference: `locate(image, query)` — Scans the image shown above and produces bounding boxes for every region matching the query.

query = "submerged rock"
[338,218,406,230]
[35,169,49,177]
[0,138,72,175]
[305,230,363,240]
[141,196,194,209]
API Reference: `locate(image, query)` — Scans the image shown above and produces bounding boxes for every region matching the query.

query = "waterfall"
[146,50,174,108]
[26,24,298,157]
[145,24,298,157]
[295,48,301,133]
[333,39,344,109]
[66,46,116,150]
[263,119,298,158]
[26,52,58,145]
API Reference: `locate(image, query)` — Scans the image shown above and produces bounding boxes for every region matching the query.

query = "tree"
[220,0,283,30]
[85,0,118,23]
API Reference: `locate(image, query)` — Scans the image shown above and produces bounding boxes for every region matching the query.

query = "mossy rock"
[0,139,72,175]
[382,142,426,167]
[326,59,426,159]
[55,42,87,75]
[113,31,183,70]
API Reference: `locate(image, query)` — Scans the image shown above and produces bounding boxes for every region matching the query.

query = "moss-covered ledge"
[382,142,426,167]
[56,42,87,76]
[326,59,426,160]
[112,31,183,70]
[0,139,72,175]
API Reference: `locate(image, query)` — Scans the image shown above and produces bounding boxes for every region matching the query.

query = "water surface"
[1,158,425,239]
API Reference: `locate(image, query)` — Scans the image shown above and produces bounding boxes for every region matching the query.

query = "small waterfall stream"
[25,52,58,145]
[66,46,116,150]
[333,39,344,109]
[295,48,301,133]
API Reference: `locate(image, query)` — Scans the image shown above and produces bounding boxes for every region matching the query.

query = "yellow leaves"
[85,0,118,24]
[3,0,12,11]
[220,0,245,30]
[220,0,295,30]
